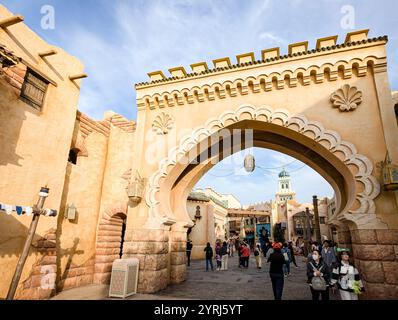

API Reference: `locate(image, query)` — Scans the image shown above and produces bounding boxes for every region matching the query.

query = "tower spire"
[276,168,296,203]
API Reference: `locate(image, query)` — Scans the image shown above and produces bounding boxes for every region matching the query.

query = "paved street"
[155,255,314,300]
[52,254,338,300]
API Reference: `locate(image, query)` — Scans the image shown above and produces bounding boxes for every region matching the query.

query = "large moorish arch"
[148,105,380,229]
[123,31,398,298]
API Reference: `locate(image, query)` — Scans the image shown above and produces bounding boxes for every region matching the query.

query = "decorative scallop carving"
[146,104,380,227]
[152,112,174,135]
[330,84,363,111]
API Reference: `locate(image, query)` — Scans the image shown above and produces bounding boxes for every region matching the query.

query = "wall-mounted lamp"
[194,206,202,220]
[381,152,398,191]
[65,203,76,220]
[127,171,145,203]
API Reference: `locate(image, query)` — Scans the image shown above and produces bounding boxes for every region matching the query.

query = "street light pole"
[6,186,50,300]
[313,195,322,244]
[304,207,312,256]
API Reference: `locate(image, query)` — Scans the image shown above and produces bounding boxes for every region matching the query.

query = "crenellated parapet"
[136,30,388,110]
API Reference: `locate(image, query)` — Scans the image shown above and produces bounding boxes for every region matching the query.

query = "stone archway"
[143,104,385,290]
[124,32,398,298]
[93,202,127,284]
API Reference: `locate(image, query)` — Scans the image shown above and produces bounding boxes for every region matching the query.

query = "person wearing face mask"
[330,249,364,300]
[307,249,331,300]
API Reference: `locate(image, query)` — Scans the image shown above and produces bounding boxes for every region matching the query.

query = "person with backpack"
[330,249,364,300]
[307,248,330,301]
[267,242,285,300]
[281,243,292,277]
[254,243,262,269]
[221,241,229,270]
[204,242,214,271]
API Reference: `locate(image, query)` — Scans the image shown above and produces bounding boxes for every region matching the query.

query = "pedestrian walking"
[321,240,337,278]
[228,239,234,257]
[204,242,214,271]
[241,243,250,268]
[307,249,330,301]
[288,241,298,268]
[265,243,274,262]
[215,242,222,271]
[330,249,364,300]
[267,242,285,300]
[254,243,262,269]
[238,242,243,267]
[282,243,292,276]
[186,239,193,266]
[221,241,229,270]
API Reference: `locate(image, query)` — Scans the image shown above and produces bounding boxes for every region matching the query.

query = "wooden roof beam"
[69,73,88,81]
[0,15,24,28]
[39,49,58,58]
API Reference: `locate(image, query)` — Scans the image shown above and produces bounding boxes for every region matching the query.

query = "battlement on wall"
[136,29,389,110]
[136,29,387,88]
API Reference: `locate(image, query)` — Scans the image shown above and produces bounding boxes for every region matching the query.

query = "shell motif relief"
[152,112,174,135]
[330,84,363,112]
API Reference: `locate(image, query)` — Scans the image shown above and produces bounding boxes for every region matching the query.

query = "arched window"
[68,148,80,165]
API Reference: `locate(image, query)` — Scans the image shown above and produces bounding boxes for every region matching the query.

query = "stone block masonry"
[352,229,398,299]
[122,228,169,293]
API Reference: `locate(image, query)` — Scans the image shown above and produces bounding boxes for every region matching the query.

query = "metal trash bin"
[109,258,139,298]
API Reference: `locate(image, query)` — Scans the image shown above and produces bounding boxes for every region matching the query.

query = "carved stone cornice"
[137,56,386,110]
[136,36,387,88]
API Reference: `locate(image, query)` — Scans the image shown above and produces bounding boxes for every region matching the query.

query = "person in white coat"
[330,249,364,300]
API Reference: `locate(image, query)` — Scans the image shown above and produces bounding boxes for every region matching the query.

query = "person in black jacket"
[288,241,298,268]
[267,242,285,300]
[307,249,330,301]
[204,242,214,271]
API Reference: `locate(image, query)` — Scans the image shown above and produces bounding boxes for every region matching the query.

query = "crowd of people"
[186,238,365,301]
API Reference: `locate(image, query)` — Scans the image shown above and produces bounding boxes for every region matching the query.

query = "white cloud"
[258,32,289,46]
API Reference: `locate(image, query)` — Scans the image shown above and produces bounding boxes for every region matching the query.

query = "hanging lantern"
[244,154,255,172]
[382,152,398,191]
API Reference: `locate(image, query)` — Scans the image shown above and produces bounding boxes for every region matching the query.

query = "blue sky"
[2,0,397,205]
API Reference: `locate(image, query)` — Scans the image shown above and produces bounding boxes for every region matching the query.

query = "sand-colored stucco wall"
[0,5,84,299]
[56,125,109,290]
[187,201,209,259]
[187,199,228,259]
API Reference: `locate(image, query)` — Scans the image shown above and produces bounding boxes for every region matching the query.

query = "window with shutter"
[20,68,49,110]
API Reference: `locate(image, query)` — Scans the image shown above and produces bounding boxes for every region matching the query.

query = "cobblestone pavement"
[153,254,328,300]
[52,254,338,300]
